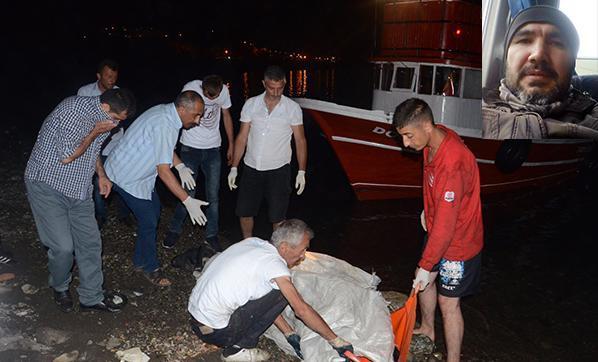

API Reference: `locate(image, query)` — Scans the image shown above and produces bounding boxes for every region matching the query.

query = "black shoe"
[79,300,121,313]
[80,290,128,313]
[53,289,74,313]
[162,231,180,249]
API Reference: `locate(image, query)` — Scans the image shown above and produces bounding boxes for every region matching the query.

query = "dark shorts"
[422,235,482,298]
[433,252,481,298]
[235,163,291,223]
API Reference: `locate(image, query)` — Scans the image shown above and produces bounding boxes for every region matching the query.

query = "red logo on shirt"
[444,191,455,202]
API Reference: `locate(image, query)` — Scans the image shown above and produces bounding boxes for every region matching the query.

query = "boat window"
[392,67,414,89]
[434,67,461,97]
[373,64,382,90]
[418,65,434,95]
[462,69,482,99]
[381,63,394,91]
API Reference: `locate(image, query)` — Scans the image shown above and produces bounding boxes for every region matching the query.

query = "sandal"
[143,269,171,287]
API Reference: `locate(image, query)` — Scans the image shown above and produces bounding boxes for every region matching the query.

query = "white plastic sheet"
[264,252,394,362]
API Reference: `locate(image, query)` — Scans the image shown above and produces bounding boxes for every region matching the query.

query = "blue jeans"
[168,146,221,240]
[113,184,161,273]
[94,156,131,221]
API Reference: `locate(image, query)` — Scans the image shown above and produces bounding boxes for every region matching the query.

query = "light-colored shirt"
[180,80,232,149]
[105,103,182,200]
[77,82,123,156]
[25,96,110,200]
[188,237,291,329]
[77,81,119,97]
[240,93,302,171]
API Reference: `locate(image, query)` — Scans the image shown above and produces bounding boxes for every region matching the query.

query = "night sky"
[3,1,376,130]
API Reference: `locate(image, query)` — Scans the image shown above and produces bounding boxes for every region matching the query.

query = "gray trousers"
[25,180,104,305]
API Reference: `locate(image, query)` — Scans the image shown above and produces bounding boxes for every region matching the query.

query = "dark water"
[8,50,598,360]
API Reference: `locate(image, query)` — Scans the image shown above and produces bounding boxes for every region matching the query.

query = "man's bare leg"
[413,271,438,341]
[240,217,254,239]
[438,295,463,362]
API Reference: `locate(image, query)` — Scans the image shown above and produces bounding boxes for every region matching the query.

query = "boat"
[295,0,597,201]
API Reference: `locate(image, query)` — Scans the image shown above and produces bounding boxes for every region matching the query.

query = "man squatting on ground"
[105,91,209,288]
[77,58,133,229]
[25,88,136,313]
[482,5,598,139]
[163,75,234,251]
[227,65,307,238]
[394,99,484,362]
[188,219,354,361]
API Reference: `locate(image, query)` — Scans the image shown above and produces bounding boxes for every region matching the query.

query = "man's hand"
[98,176,112,198]
[285,333,303,359]
[420,210,427,231]
[93,120,118,136]
[295,170,306,195]
[182,196,209,225]
[175,163,196,190]
[328,336,354,358]
[413,267,431,291]
[228,167,238,190]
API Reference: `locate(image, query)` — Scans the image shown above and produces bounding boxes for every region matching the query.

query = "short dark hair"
[392,98,434,130]
[175,90,204,109]
[264,65,286,81]
[202,75,224,98]
[100,88,136,117]
[97,58,119,73]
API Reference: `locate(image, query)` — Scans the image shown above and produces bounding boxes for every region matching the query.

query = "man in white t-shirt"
[188,219,354,361]
[77,58,132,229]
[163,75,234,251]
[227,66,308,238]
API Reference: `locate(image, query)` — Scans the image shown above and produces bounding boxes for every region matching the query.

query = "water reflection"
[235,67,337,102]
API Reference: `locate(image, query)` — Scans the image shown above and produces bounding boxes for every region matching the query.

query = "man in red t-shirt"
[393,98,483,362]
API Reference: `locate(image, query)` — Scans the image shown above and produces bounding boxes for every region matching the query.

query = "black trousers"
[191,289,288,349]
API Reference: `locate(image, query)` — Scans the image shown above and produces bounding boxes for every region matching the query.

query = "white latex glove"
[420,210,427,231]
[228,167,238,190]
[413,267,431,290]
[182,196,209,225]
[295,170,306,195]
[175,163,196,190]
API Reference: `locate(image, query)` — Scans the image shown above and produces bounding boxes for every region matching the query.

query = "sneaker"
[221,348,270,362]
[53,289,74,313]
[162,231,180,249]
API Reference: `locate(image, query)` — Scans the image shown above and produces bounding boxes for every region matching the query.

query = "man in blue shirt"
[25,88,136,313]
[105,91,208,287]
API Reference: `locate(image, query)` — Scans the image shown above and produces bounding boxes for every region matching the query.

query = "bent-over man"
[188,219,354,361]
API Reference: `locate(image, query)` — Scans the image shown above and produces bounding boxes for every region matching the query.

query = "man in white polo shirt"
[188,219,354,361]
[163,75,234,251]
[228,66,307,238]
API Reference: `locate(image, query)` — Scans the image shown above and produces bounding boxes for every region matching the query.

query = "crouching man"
[188,219,353,361]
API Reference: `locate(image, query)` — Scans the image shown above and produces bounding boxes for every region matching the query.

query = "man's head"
[271,219,314,268]
[503,6,579,105]
[175,90,205,129]
[201,75,224,100]
[99,88,136,123]
[392,98,435,151]
[263,65,286,99]
[96,58,119,93]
